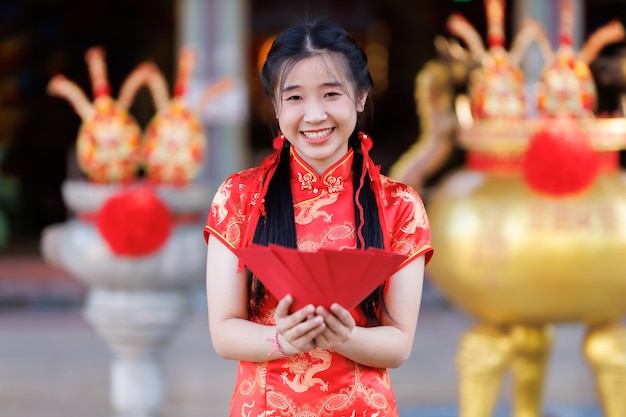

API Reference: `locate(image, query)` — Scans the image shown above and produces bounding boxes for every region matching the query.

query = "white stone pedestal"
[41,180,212,417]
[85,289,190,417]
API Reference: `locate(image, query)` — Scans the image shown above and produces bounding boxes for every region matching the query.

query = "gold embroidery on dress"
[224,218,243,247]
[323,223,354,245]
[238,362,267,396]
[297,223,353,253]
[211,178,247,246]
[376,370,393,390]
[320,364,391,414]
[297,172,345,194]
[241,401,256,417]
[211,178,232,225]
[251,191,260,208]
[391,186,429,233]
[294,193,338,225]
[297,240,321,252]
[224,184,249,247]
[280,348,332,393]
[323,175,344,193]
[392,237,432,259]
[265,389,301,416]
[297,172,316,191]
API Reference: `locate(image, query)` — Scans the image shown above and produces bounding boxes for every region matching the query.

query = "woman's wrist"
[266,328,289,358]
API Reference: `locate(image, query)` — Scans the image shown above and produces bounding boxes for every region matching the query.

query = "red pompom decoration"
[96,186,173,256]
[522,121,600,196]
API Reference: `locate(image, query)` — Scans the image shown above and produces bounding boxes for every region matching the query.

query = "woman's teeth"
[303,128,332,140]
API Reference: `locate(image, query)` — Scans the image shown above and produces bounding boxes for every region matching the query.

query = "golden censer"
[391,1,626,416]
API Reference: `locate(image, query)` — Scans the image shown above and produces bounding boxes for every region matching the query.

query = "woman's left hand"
[314,304,356,350]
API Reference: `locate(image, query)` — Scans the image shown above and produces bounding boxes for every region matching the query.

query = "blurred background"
[1,0,626,416]
[0,0,625,259]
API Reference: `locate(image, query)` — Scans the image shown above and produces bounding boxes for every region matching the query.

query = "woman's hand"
[313,303,356,350]
[274,295,326,355]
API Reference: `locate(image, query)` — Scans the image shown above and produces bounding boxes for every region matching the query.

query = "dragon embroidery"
[391,186,428,233]
[280,349,332,393]
[211,178,232,225]
[294,192,338,225]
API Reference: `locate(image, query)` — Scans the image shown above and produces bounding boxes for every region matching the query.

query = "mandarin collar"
[290,147,353,195]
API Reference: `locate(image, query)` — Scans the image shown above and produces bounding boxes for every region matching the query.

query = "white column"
[176,0,250,190]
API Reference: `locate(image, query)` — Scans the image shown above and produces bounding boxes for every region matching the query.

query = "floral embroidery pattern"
[297,172,315,191]
[324,175,343,193]
[318,364,393,415]
[297,172,344,194]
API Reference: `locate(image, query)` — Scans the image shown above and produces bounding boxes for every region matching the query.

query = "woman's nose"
[303,99,328,123]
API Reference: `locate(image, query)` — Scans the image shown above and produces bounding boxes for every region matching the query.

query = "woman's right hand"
[274,295,326,355]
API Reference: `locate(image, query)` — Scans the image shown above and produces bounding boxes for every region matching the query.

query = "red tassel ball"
[96,186,173,256]
[523,121,600,196]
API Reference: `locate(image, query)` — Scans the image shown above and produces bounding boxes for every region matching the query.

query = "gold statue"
[390,1,626,416]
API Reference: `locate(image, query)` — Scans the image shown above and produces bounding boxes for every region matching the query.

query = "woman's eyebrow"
[281,84,301,93]
[282,81,344,93]
[322,81,344,89]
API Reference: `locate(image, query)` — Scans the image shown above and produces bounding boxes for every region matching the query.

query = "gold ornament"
[391,0,626,416]
[47,47,142,183]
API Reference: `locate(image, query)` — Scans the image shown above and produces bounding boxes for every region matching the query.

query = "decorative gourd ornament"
[140,48,233,184]
[47,47,142,183]
[536,0,624,118]
[448,0,549,120]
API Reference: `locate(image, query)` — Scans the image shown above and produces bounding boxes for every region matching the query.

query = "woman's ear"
[357,92,368,112]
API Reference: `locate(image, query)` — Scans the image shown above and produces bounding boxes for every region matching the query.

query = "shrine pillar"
[176,0,250,188]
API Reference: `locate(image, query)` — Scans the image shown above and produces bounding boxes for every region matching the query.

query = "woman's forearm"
[332,324,415,368]
[206,238,289,362]
[211,316,414,368]
[210,318,287,362]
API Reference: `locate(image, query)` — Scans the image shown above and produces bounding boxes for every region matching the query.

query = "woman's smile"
[301,127,334,143]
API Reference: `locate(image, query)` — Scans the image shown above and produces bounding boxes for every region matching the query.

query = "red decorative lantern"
[523,120,600,196]
[96,187,173,256]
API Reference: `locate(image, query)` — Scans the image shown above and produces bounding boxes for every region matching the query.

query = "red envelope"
[234,244,406,312]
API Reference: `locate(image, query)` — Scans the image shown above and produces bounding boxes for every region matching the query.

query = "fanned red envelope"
[234,244,407,312]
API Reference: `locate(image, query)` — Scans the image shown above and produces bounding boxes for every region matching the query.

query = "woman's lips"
[301,127,333,143]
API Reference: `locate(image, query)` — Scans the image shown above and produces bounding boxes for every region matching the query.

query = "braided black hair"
[249,20,387,325]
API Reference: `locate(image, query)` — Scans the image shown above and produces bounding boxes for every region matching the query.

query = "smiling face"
[275,53,367,174]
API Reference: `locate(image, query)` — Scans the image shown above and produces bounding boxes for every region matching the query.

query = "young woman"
[204,19,433,416]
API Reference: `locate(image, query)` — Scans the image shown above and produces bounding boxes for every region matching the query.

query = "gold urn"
[390,1,626,416]
[428,118,626,326]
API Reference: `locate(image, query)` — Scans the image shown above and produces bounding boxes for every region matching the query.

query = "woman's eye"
[325,91,340,98]
[285,95,301,101]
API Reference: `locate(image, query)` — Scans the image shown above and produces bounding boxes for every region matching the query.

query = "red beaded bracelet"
[266,330,288,357]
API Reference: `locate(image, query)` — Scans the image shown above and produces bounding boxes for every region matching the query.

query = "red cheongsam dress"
[205,145,433,417]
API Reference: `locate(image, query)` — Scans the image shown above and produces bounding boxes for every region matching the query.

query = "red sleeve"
[204,171,256,251]
[380,177,433,268]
